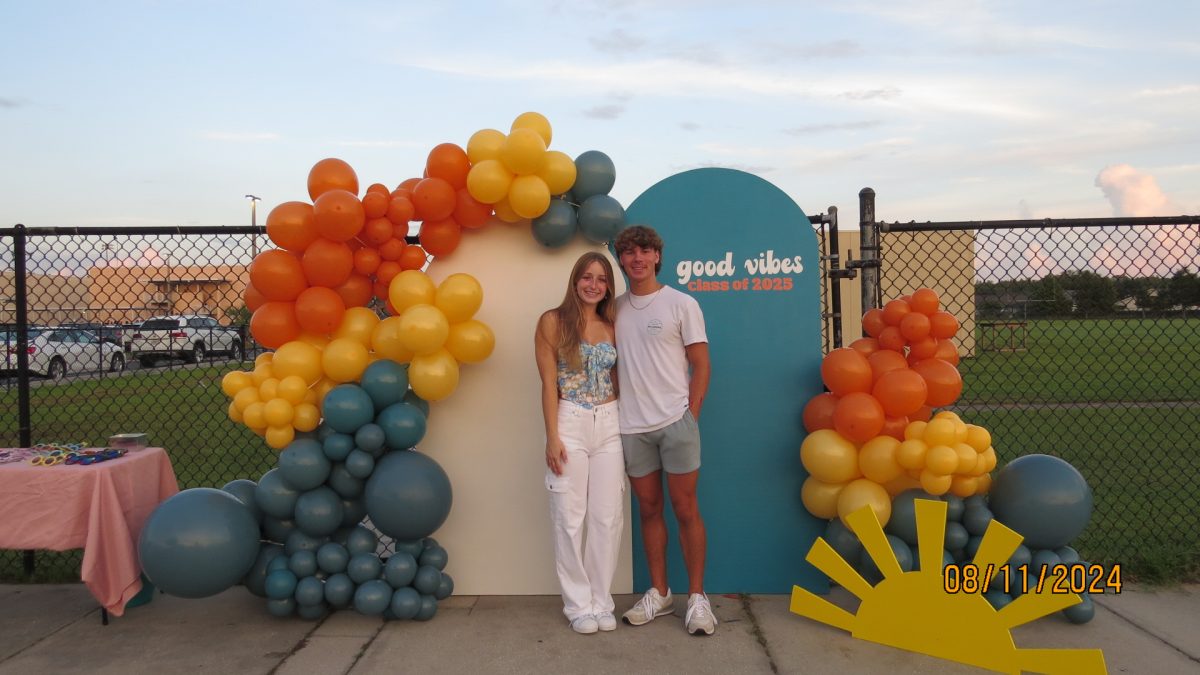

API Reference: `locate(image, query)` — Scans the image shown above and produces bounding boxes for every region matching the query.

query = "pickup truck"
[127,315,244,366]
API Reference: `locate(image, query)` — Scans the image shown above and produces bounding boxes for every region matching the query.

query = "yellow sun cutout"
[790,500,1107,675]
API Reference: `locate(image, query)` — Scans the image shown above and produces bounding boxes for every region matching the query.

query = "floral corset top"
[557,342,617,408]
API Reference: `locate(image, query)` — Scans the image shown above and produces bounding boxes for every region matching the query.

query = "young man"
[612,225,715,636]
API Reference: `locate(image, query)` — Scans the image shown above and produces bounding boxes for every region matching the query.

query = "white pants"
[547,399,625,621]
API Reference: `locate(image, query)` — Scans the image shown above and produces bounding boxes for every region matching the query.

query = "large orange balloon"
[426,143,470,190]
[307,158,358,201]
[832,392,885,443]
[250,301,301,349]
[244,283,266,312]
[301,238,354,288]
[848,337,879,356]
[802,392,839,432]
[419,218,462,257]
[880,415,909,441]
[912,358,963,407]
[933,339,960,366]
[867,349,908,383]
[250,250,307,301]
[861,308,886,338]
[820,348,873,396]
[910,288,940,314]
[266,201,318,252]
[872,368,928,417]
[333,274,373,309]
[412,177,456,221]
[313,189,365,242]
[929,311,960,339]
[293,286,346,335]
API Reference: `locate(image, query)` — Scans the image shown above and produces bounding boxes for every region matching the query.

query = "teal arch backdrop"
[623,168,827,593]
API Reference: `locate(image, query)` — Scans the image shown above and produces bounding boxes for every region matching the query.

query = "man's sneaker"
[570,614,599,634]
[622,588,674,625]
[685,593,717,635]
[596,611,617,631]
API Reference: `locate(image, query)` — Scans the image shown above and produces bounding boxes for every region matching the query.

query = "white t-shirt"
[614,285,708,433]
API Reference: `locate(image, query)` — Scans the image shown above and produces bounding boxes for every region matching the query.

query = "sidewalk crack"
[1094,596,1200,666]
[741,594,780,674]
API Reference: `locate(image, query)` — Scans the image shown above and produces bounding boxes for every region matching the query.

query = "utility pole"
[246,194,261,258]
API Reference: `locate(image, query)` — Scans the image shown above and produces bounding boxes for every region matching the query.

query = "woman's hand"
[546,438,568,475]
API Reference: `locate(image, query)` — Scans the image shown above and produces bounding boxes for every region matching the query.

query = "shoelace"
[635,591,662,617]
[686,596,714,626]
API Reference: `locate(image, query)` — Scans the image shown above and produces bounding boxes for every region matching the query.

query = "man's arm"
[685,341,710,421]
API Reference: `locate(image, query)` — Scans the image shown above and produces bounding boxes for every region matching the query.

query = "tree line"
[977,268,1200,319]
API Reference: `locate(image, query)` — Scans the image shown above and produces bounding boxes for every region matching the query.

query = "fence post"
[858,187,880,313]
[13,224,32,448]
[826,206,844,348]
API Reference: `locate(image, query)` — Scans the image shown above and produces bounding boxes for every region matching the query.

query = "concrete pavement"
[1,583,1196,674]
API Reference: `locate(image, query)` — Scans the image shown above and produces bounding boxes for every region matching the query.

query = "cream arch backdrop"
[424,218,632,594]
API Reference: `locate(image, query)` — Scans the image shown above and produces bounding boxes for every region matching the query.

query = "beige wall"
[0,271,91,326]
[87,264,249,325]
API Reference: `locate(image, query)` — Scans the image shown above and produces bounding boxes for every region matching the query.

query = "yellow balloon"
[895,439,928,470]
[510,111,552,146]
[965,424,991,453]
[398,304,450,356]
[233,387,261,414]
[333,307,381,347]
[409,348,460,401]
[254,352,274,369]
[949,475,979,498]
[277,375,309,405]
[466,159,514,204]
[303,388,319,405]
[445,319,495,364]
[227,400,244,424]
[801,477,845,520]
[263,398,295,427]
[491,196,523,223]
[799,429,860,484]
[257,377,280,402]
[293,403,320,432]
[976,473,993,494]
[925,444,958,475]
[371,316,415,363]
[389,270,437,315]
[221,371,253,397]
[953,443,977,474]
[837,478,892,528]
[857,436,902,484]
[537,150,576,195]
[981,446,997,472]
[922,418,957,447]
[903,420,927,440]
[250,361,275,386]
[434,273,484,323]
[466,128,505,164]
[296,331,331,349]
[499,127,547,176]
[883,474,922,497]
[272,341,324,385]
[266,425,295,450]
[322,338,371,383]
[919,470,953,496]
[507,175,551,219]
[243,401,267,429]
[313,378,338,406]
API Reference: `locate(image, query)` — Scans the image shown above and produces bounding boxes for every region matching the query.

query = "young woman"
[534,251,624,635]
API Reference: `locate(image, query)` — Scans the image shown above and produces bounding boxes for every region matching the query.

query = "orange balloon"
[882,299,912,326]
[244,283,266,312]
[877,326,906,352]
[294,286,346,335]
[910,405,933,422]
[880,415,909,441]
[386,195,415,226]
[352,247,381,276]
[867,349,908,383]
[250,301,301,349]
[862,309,886,337]
[307,158,358,201]
[378,238,406,261]
[360,217,393,246]
[454,189,493,229]
[250,250,308,301]
[832,392,885,444]
[399,245,428,271]
[820,348,873,396]
[934,339,960,366]
[265,201,318,252]
[301,238,354,288]
[392,221,410,240]
[362,191,389,219]
[848,337,879,356]
[313,189,365,242]
[412,177,456,221]
[376,261,402,286]
[912,358,963,407]
[802,392,839,432]
[929,311,960,339]
[419,218,462,257]
[872,368,929,417]
[365,182,390,196]
[910,288,939,314]
[426,143,471,190]
[908,336,938,361]
[899,312,931,342]
[398,177,421,192]
[333,274,373,309]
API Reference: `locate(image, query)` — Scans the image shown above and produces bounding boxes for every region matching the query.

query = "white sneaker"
[685,593,717,635]
[622,588,674,626]
[596,611,617,631]
[570,615,599,634]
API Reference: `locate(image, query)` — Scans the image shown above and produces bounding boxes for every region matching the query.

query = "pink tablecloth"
[0,447,179,616]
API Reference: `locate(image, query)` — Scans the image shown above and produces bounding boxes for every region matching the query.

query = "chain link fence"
[877,219,1200,581]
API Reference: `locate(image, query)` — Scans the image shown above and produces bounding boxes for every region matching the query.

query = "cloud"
[0,97,29,109]
[839,86,901,100]
[1094,164,1176,217]
[672,160,776,175]
[761,39,864,60]
[335,139,428,148]
[582,104,625,120]
[203,131,281,142]
[1136,84,1200,97]
[783,120,882,135]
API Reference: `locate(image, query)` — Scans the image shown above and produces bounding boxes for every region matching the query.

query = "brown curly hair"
[613,225,663,275]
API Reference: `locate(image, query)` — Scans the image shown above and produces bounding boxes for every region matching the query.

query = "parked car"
[127,315,244,366]
[1,327,126,379]
[61,323,127,350]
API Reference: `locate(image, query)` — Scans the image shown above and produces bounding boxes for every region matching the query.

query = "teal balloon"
[294,486,344,536]
[531,200,578,248]
[327,464,364,499]
[1031,548,1063,575]
[962,506,993,536]
[384,552,418,588]
[578,195,625,244]
[221,479,262,522]
[885,489,940,547]
[138,488,260,599]
[965,535,984,561]
[353,579,393,616]
[912,548,955,572]
[377,402,427,451]
[822,519,862,564]
[394,540,425,559]
[964,495,987,510]
[347,552,383,584]
[390,586,421,620]
[413,565,442,595]
[323,384,375,433]
[294,575,325,606]
[354,424,386,456]
[322,433,355,462]
[419,545,448,571]
[265,569,298,600]
[267,554,291,574]
[944,522,969,552]
[989,454,1093,549]
[943,494,965,522]
[242,543,284,598]
[345,449,376,479]
[404,390,430,419]
[573,150,616,201]
[1007,544,1032,568]
[266,597,296,617]
[985,590,1013,610]
[340,497,367,529]
[324,573,355,608]
[344,525,378,556]
[1056,545,1080,564]
[285,529,325,555]
[415,594,438,621]
[279,439,331,491]
[288,549,319,578]
[365,450,453,541]
[361,360,409,411]
[857,534,913,584]
[317,542,350,574]
[261,516,295,544]
[297,601,329,620]
[255,468,300,520]
[435,573,454,600]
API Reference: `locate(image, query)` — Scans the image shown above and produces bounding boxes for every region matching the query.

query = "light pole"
[245,194,261,258]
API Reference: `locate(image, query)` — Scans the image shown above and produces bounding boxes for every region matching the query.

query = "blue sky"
[2,0,1198,229]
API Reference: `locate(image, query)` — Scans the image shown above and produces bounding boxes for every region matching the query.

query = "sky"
[2,0,1199,232]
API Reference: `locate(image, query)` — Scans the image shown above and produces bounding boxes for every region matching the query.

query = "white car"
[2,327,127,380]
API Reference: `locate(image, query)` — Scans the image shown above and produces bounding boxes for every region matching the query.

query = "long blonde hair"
[554,252,616,370]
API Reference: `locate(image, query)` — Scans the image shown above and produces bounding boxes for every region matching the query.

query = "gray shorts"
[621,411,701,478]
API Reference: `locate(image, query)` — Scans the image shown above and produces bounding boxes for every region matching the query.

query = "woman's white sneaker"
[685,593,717,635]
[622,588,674,625]
[596,611,617,631]
[571,615,599,634]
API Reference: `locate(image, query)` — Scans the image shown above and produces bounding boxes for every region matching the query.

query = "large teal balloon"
[360,360,409,411]
[221,479,262,522]
[138,488,261,599]
[531,200,578,248]
[255,468,300,520]
[573,150,616,201]
[365,450,453,541]
[294,486,344,536]
[988,454,1093,549]
[323,384,375,433]
[578,195,626,244]
[279,439,332,491]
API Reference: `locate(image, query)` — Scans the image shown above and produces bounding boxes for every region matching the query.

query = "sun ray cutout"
[790,500,1107,675]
